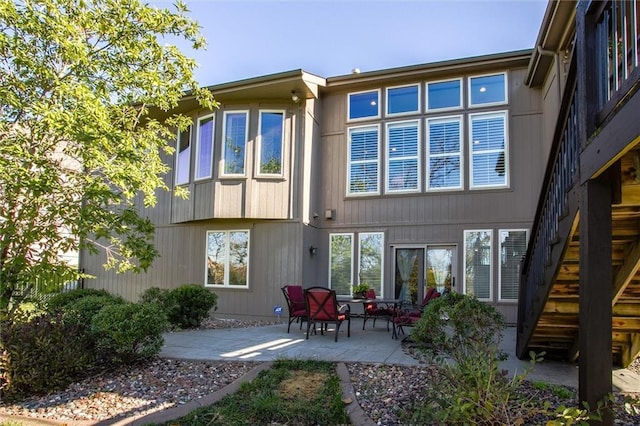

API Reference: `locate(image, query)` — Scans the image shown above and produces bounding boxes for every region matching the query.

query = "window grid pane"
[387,123,419,191]
[206,232,226,286]
[206,230,249,287]
[387,85,419,115]
[349,127,379,194]
[470,74,506,105]
[259,111,284,175]
[330,234,353,296]
[500,230,527,300]
[470,114,507,187]
[464,230,492,300]
[195,116,214,180]
[428,118,461,189]
[223,112,247,175]
[228,231,249,286]
[427,79,461,110]
[359,233,384,297]
[349,91,379,120]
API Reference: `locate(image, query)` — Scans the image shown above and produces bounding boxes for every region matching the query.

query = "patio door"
[426,245,457,294]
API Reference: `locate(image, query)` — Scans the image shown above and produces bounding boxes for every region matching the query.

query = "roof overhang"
[525,0,577,87]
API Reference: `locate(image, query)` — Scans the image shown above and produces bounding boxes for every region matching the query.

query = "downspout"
[537,46,562,101]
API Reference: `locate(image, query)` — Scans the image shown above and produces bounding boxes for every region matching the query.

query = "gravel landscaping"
[1,318,640,425]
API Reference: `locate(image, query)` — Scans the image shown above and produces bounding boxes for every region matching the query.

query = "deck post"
[578,176,613,425]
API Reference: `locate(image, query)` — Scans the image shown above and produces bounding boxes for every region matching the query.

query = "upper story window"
[175,125,191,185]
[469,73,507,106]
[386,120,420,193]
[347,125,380,195]
[221,111,248,176]
[195,114,214,180]
[386,84,420,116]
[426,78,462,111]
[427,116,462,191]
[469,111,508,188]
[348,89,380,121]
[258,110,285,176]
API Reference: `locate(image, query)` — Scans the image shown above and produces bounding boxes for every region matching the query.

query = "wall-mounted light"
[291,90,300,103]
[308,245,318,256]
[324,209,335,220]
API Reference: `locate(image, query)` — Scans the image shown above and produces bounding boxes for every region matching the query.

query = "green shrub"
[91,302,168,365]
[46,288,116,314]
[0,313,94,400]
[62,294,125,329]
[139,286,169,306]
[160,284,217,329]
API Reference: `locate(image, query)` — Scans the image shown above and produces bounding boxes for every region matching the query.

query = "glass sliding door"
[426,245,457,295]
[393,248,423,303]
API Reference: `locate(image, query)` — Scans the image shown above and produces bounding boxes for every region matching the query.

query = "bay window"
[258,110,285,176]
[175,125,191,185]
[195,114,214,180]
[221,111,248,176]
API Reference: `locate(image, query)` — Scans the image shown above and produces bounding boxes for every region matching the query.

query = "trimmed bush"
[62,294,125,328]
[46,288,120,314]
[91,302,168,365]
[0,314,94,400]
[141,284,217,329]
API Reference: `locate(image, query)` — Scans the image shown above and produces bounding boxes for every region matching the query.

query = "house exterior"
[79,46,548,325]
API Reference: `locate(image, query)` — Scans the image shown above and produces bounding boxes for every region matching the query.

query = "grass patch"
[161,359,350,425]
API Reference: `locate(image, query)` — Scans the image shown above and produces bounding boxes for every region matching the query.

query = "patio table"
[337,297,402,337]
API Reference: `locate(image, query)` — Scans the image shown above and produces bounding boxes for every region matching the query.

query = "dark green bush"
[0,314,94,400]
[91,302,168,365]
[46,288,118,314]
[142,284,217,329]
[62,294,125,329]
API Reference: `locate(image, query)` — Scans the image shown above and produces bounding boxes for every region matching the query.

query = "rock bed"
[2,318,640,424]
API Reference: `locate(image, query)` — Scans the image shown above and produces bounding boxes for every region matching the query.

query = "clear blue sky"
[155,0,549,87]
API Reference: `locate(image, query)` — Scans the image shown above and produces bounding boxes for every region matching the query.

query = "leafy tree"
[0,0,216,321]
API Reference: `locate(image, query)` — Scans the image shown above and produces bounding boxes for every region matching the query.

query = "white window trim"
[468,111,509,190]
[426,115,463,192]
[347,124,381,196]
[498,229,528,302]
[385,120,421,194]
[175,125,192,186]
[358,232,385,298]
[347,89,381,122]
[329,233,354,294]
[463,229,493,302]
[194,113,215,181]
[426,77,463,112]
[468,72,508,108]
[220,110,249,178]
[385,83,421,117]
[256,109,286,178]
[205,229,250,289]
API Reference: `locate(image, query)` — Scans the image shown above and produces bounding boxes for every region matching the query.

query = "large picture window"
[195,114,214,180]
[464,230,492,301]
[348,90,380,121]
[386,121,419,193]
[206,230,249,288]
[348,125,380,195]
[329,233,354,296]
[221,111,248,176]
[426,78,462,111]
[386,84,419,116]
[258,110,285,176]
[427,116,462,190]
[499,229,527,301]
[175,125,191,185]
[469,112,508,188]
[358,233,384,297]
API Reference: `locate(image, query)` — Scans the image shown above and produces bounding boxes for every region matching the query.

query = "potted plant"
[353,283,370,299]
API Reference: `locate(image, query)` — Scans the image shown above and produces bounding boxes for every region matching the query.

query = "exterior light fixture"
[291,91,300,103]
[309,245,318,256]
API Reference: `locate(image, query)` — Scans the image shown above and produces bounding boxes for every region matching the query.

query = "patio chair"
[304,286,350,342]
[362,288,394,331]
[392,287,440,339]
[281,285,307,333]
